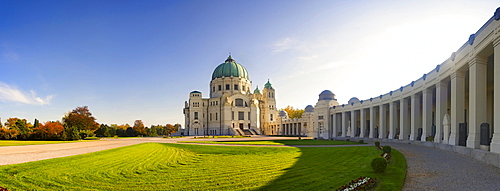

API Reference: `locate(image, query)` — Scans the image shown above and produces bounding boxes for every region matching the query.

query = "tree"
[114,124,130,137]
[95,124,116,137]
[0,128,18,140]
[34,121,64,140]
[63,125,80,141]
[33,118,40,129]
[282,106,305,119]
[62,106,99,132]
[126,127,137,137]
[133,120,147,136]
[5,118,33,139]
[164,123,179,137]
[104,125,116,137]
[149,125,165,136]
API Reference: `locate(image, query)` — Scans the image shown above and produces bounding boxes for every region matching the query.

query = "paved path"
[1,136,500,191]
[383,142,500,191]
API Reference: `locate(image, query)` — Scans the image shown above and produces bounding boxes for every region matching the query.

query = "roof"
[264,79,272,88]
[211,55,249,80]
[253,86,261,94]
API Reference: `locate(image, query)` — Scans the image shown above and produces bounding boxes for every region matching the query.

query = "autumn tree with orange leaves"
[34,121,65,140]
[63,106,99,132]
[133,120,147,136]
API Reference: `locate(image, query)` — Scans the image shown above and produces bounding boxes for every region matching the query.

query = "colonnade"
[281,122,303,136]
[315,9,500,154]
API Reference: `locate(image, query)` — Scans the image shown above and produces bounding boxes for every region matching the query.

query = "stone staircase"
[234,128,244,136]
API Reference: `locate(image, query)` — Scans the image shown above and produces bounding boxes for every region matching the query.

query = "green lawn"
[0,143,405,191]
[179,139,363,145]
[0,140,91,147]
[192,135,251,139]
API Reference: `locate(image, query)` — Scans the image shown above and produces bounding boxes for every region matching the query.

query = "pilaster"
[467,57,488,149]
[400,98,409,140]
[491,37,500,153]
[379,104,387,139]
[435,81,448,143]
[360,109,366,138]
[342,111,347,137]
[450,71,466,145]
[410,94,421,141]
[331,113,337,138]
[421,88,433,141]
[389,101,396,139]
[369,107,375,138]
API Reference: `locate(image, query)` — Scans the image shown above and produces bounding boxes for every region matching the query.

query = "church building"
[183,56,279,136]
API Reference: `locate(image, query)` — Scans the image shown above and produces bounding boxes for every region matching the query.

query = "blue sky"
[0,0,498,126]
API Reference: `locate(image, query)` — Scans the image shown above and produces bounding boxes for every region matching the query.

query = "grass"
[0,143,405,190]
[192,135,251,139]
[0,140,91,147]
[179,139,364,145]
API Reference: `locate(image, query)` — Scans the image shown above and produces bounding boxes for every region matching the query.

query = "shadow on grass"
[256,144,406,191]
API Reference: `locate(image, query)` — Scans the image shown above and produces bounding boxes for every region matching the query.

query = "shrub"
[382,146,392,154]
[426,136,434,142]
[374,141,380,147]
[357,140,364,144]
[371,156,387,173]
[346,139,350,142]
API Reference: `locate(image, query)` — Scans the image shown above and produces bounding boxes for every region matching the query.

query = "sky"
[0,0,498,127]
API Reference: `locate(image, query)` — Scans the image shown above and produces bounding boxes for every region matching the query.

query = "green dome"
[253,86,261,94]
[211,55,249,80]
[264,79,272,88]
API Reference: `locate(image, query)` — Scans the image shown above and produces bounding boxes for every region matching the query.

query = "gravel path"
[383,142,500,191]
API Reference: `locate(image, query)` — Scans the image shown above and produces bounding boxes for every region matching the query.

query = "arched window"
[235,98,244,107]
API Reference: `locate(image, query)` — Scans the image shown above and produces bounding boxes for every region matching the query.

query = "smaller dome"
[190,90,202,94]
[279,110,288,118]
[254,86,261,94]
[264,79,273,89]
[318,90,336,101]
[348,97,360,105]
[305,105,314,113]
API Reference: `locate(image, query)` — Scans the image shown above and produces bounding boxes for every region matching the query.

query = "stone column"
[450,71,465,145]
[331,113,337,138]
[400,98,409,140]
[468,57,487,149]
[379,104,387,139]
[421,88,433,141]
[410,94,421,141]
[351,110,357,137]
[369,106,375,138]
[342,111,347,137]
[360,108,366,138]
[435,81,448,143]
[491,38,500,153]
[389,101,396,139]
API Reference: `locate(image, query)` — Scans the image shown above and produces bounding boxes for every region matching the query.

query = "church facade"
[183,56,279,136]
